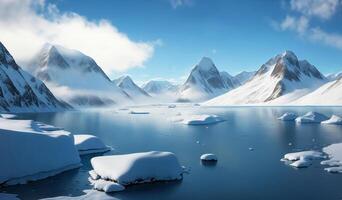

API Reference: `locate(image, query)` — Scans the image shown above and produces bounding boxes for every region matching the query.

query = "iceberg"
[91,151,183,186]
[282,150,324,168]
[321,115,342,125]
[321,143,342,173]
[278,112,297,121]
[295,112,328,123]
[0,118,81,186]
[74,134,110,155]
[200,153,218,161]
[182,114,224,125]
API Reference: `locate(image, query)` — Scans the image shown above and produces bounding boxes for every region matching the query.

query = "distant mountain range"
[1,41,341,112]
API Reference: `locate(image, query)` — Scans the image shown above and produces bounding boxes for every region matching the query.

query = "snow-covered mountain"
[326,72,342,81]
[0,42,71,112]
[142,80,178,95]
[113,75,150,101]
[28,44,130,107]
[294,77,342,105]
[205,51,327,105]
[233,71,256,84]
[220,71,241,89]
[178,57,237,102]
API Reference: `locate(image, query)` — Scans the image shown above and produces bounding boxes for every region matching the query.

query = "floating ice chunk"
[321,143,342,173]
[168,104,176,108]
[283,150,324,161]
[0,114,17,119]
[91,151,183,185]
[0,118,81,185]
[200,153,217,161]
[282,150,324,168]
[74,134,110,155]
[321,115,342,125]
[89,170,100,180]
[33,122,64,131]
[182,114,224,125]
[129,111,150,114]
[278,112,297,121]
[90,179,125,193]
[249,147,254,151]
[295,112,328,123]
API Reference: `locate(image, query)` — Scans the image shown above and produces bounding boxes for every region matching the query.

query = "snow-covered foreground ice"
[278,112,297,121]
[200,154,218,161]
[0,114,17,119]
[0,118,81,185]
[295,112,328,123]
[74,134,111,155]
[281,151,324,168]
[91,151,184,186]
[321,143,342,173]
[181,114,224,125]
[321,115,342,125]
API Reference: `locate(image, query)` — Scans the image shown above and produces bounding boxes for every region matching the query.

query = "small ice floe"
[200,153,217,161]
[278,112,297,121]
[295,112,328,123]
[74,134,111,155]
[321,115,342,125]
[182,114,224,125]
[168,104,176,108]
[281,150,324,168]
[129,111,150,114]
[321,143,342,173]
[0,114,17,119]
[90,179,125,193]
[249,147,254,151]
[33,122,64,131]
[90,151,183,186]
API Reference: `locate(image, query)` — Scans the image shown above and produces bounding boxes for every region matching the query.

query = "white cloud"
[0,0,158,75]
[169,0,193,9]
[290,0,340,19]
[277,0,342,50]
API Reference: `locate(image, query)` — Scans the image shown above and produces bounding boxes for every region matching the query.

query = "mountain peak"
[197,57,216,71]
[0,41,15,64]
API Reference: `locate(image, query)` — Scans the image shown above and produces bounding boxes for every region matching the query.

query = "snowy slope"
[294,78,342,105]
[326,72,342,81]
[28,44,130,107]
[0,42,70,113]
[142,80,178,95]
[113,75,150,101]
[178,57,237,102]
[205,51,327,106]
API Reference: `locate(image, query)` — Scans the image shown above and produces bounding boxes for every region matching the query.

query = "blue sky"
[50,0,342,84]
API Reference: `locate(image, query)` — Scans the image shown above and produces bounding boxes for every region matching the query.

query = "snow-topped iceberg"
[281,150,324,168]
[321,143,342,173]
[321,115,342,125]
[74,134,110,155]
[90,179,125,193]
[278,112,297,121]
[0,118,81,185]
[295,112,328,123]
[90,151,183,186]
[182,114,224,125]
[200,153,218,161]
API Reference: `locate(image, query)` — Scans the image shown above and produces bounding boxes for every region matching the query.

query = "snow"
[200,153,218,161]
[113,75,150,101]
[181,114,224,125]
[74,134,110,155]
[89,170,100,180]
[90,179,125,193]
[295,112,329,123]
[90,151,183,185]
[0,114,17,119]
[278,112,298,121]
[281,150,324,168]
[0,118,81,185]
[321,115,342,125]
[321,143,342,173]
[0,193,20,200]
[129,111,150,114]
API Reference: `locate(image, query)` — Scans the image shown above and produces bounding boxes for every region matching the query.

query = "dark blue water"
[2,106,342,200]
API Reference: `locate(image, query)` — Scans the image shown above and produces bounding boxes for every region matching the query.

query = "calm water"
[2,106,342,200]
